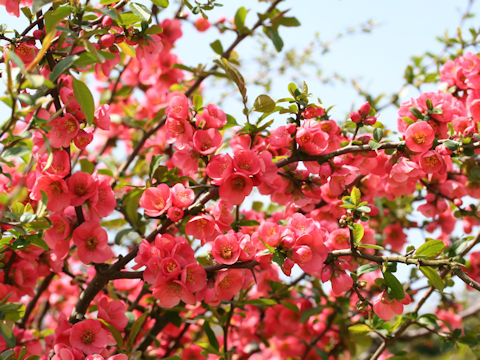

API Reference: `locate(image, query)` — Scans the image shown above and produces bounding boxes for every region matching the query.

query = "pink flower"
[165,94,189,121]
[44,213,71,258]
[14,42,38,64]
[383,224,407,252]
[74,129,93,150]
[94,105,111,130]
[152,279,195,308]
[182,263,207,293]
[72,221,114,264]
[185,214,217,243]
[47,114,80,149]
[405,121,435,153]
[197,104,227,129]
[212,231,241,265]
[296,120,329,155]
[67,172,98,207]
[139,184,172,217]
[97,296,128,331]
[193,128,222,155]
[70,319,112,355]
[219,173,253,205]
[233,150,261,176]
[206,154,234,185]
[38,150,70,178]
[330,270,353,296]
[214,269,245,301]
[137,34,164,63]
[90,175,116,218]
[170,183,194,208]
[419,150,446,174]
[31,175,71,212]
[373,291,411,321]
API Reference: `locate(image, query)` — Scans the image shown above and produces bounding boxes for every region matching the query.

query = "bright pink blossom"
[152,279,195,308]
[70,319,112,355]
[67,171,98,206]
[193,128,222,155]
[139,184,172,217]
[72,221,114,264]
[219,172,253,205]
[197,104,227,128]
[170,183,194,208]
[212,231,241,265]
[47,114,79,149]
[405,121,435,153]
[97,296,128,331]
[31,175,71,212]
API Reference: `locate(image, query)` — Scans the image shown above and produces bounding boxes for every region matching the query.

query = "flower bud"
[350,111,361,123]
[100,34,115,48]
[101,16,113,27]
[358,101,371,117]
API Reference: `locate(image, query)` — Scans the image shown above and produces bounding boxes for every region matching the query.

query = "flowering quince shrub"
[1,1,480,360]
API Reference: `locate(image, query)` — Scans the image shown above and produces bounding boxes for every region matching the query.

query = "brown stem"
[19,272,55,329]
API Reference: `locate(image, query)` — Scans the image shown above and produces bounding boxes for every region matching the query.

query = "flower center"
[85,236,98,251]
[81,330,95,345]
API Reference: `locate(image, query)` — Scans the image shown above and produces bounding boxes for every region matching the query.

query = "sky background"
[0,0,478,307]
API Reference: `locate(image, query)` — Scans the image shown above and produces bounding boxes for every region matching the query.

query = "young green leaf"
[253,94,275,113]
[72,77,95,124]
[414,239,445,259]
[420,266,444,291]
[383,271,405,300]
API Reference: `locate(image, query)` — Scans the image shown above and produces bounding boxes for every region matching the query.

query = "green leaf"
[409,107,423,120]
[145,25,163,34]
[236,219,260,227]
[234,6,248,33]
[253,94,275,113]
[210,40,223,55]
[130,3,151,22]
[50,55,79,82]
[373,128,384,142]
[350,186,361,206]
[300,306,324,323]
[32,0,53,13]
[126,312,148,351]
[357,264,380,276]
[197,342,222,356]
[123,189,143,223]
[358,244,384,250]
[72,77,95,125]
[2,145,30,159]
[414,239,445,259]
[443,139,459,152]
[193,94,203,111]
[45,6,72,34]
[368,140,382,150]
[161,357,182,360]
[420,266,444,291]
[151,0,168,8]
[352,223,364,245]
[276,16,300,27]
[348,324,371,334]
[7,50,25,72]
[0,322,15,348]
[272,250,286,266]
[80,159,95,174]
[30,235,48,251]
[245,298,277,306]
[202,321,219,352]
[383,271,405,301]
[265,27,284,52]
[149,154,164,182]
[119,12,142,26]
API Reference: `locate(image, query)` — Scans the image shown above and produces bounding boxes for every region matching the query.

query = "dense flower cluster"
[1,0,480,359]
